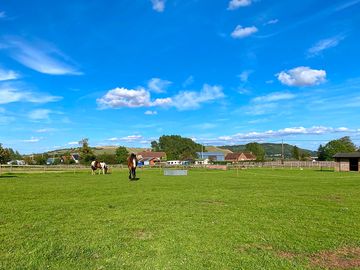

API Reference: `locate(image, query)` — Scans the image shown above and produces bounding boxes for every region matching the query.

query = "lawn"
[1,168,360,270]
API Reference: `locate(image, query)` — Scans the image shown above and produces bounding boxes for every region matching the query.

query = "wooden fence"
[0,161,335,174]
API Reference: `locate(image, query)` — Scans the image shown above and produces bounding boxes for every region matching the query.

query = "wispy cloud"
[151,0,166,12]
[182,76,194,87]
[22,137,41,143]
[228,0,253,10]
[0,68,19,81]
[277,66,326,87]
[231,25,258,39]
[264,19,279,25]
[307,35,345,57]
[147,78,172,93]
[145,110,158,115]
[252,92,296,103]
[0,83,62,104]
[35,128,56,133]
[28,109,53,120]
[216,126,356,144]
[0,11,6,19]
[3,36,82,75]
[107,135,143,142]
[172,84,225,110]
[238,70,253,83]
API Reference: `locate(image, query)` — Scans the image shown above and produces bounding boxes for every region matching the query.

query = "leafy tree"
[151,141,160,152]
[97,153,118,164]
[0,144,11,164]
[245,142,265,161]
[78,138,96,164]
[318,136,357,161]
[115,146,129,164]
[292,146,300,160]
[300,152,311,161]
[33,154,48,165]
[156,135,203,160]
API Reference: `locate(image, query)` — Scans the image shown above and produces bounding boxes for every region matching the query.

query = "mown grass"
[1,169,360,269]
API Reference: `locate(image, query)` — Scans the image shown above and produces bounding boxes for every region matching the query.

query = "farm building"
[333,152,360,172]
[196,152,225,161]
[137,151,166,160]
[139,157,159,166]
[225,152,256,162]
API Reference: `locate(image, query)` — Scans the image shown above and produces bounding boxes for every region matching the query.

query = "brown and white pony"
[91,160,108,175]
[127,153,138,180]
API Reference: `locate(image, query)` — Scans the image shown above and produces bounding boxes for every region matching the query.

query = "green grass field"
[1,169,360,270]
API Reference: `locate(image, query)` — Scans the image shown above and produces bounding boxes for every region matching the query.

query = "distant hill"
[45,146,149,156]
[220,143,317,158]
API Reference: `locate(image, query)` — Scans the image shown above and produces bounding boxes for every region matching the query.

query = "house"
[225,152,256,162]
[196,152,225,161]
[140,157,159,166]
[137,151,167,161]
[333,152,360,172]
[195,158,210,165]
[167,160,181,166]
[7,160,26,165]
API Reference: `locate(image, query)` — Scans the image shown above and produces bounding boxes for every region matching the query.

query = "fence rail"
[0,161,336,174]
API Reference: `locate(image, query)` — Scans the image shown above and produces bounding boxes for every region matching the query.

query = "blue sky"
[1,0,360,154]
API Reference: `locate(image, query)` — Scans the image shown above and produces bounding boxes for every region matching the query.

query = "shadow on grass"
[0,175,18,178]
[129,178,140,181]
[314,170,335,173]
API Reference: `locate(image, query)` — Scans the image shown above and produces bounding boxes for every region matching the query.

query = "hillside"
[45,146,149,156]
[205,146,233,155]
[220,143,317,158]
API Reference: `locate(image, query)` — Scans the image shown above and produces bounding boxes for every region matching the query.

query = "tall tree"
[156,135,203,160]
[245,142,265,161]
[78,138,96,164]
[318,136,357,161]
[0,144,11,164]
[151,141,160,152]
[115,146,129,164]
[292,146,300,160]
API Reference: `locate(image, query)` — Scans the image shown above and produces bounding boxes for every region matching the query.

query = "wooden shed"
[333,152,360,172]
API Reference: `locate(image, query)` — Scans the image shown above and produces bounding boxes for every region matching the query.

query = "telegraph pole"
[281,139,284,164]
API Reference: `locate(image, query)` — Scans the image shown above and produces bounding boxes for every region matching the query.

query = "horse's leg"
[128,168,132,179]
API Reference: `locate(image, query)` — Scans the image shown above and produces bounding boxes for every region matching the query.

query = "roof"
[225,152,256,160]
[196,152,225,156]
[333,152,360,158]
[138,151,166,158]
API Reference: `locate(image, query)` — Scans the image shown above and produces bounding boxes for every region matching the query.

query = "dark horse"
[127,153,138,180]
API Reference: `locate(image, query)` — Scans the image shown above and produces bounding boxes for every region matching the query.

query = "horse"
[127,153,138,180]
[91,160,108,175]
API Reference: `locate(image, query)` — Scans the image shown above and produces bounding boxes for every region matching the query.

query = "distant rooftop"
[333,152,360,158]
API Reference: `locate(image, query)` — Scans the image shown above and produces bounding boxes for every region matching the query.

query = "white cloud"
[215,126,356,143]
[231,25,258,39]
[0,11,6,18]
[148,78,172,93]
[3,37,82,75]
[252,92,296,103]
[145,110,158,115]
[151,0,165,12]
[28,109,52,120]
[0,68,19,81]
[307,35,345,57]
[0,84,62,104]
[106,135,143,142]
[22,137,40,143]
[98,84,224,111]
[277,66,326,87]
[97,87,172,109]
[228,0,252,10]
[68,141,79,146]
[172,84,225,110]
